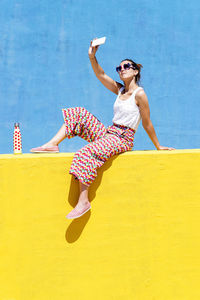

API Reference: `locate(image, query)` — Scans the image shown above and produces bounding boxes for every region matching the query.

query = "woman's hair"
[121,59,143,84]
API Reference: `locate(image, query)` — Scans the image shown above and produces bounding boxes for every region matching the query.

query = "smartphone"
[92,37,106,47]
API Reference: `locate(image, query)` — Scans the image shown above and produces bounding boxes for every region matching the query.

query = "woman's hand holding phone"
[88,37,106,59]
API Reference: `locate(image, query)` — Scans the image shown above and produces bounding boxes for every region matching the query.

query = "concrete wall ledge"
[1,148,200,159]
[0,149,200,299]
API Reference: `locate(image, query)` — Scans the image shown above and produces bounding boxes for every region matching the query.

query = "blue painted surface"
[0,0,200,154]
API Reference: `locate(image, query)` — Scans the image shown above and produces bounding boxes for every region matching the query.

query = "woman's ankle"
[77,197,90,206]
[42,141,58,147]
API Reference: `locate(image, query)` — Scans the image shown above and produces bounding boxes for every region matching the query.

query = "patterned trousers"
[62,107,135,186]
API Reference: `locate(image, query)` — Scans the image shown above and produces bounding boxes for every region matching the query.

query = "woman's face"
[118,60,138,81]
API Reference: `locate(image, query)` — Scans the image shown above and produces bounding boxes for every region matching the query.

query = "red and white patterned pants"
[62,107,135,186]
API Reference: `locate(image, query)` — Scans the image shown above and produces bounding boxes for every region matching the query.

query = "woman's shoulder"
[135,87,148,105]
[135,86,146,96]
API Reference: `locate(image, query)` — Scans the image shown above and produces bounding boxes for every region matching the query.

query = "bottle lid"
[14,123,20,127]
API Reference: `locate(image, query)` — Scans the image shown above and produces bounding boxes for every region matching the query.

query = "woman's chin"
[120,75,132,81]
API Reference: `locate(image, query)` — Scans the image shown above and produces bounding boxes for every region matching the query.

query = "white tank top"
[112,86,143,131]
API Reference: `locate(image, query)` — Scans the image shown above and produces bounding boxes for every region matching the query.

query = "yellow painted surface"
[0,149,200,300]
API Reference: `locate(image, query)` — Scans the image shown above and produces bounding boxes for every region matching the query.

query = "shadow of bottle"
[65,155,118,243]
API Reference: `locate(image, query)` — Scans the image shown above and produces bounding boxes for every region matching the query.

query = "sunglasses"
[116,63,136,73]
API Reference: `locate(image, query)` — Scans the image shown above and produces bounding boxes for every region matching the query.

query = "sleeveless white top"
[112,86,143,131]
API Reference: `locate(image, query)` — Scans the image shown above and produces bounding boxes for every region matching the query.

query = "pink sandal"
[30,145,59,153]
[66,203,91,219]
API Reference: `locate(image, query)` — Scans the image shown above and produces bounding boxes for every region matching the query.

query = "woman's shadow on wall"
[65,155,118,243]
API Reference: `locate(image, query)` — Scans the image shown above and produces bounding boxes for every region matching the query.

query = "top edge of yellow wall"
[0,149,200,160]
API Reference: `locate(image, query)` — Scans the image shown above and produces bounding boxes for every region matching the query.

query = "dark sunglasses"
[116,63,136,73]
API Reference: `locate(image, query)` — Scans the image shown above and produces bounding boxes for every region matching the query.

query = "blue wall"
[0,0,200,154]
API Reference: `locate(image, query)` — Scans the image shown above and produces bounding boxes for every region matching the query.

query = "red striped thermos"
[13,123,22,154]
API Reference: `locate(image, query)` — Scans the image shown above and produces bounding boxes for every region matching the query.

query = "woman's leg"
[62,107,106,142]
[66,181,90,219]
[69,133,132,187]
[66,133,134,219]
[77,182,90,208]
[41,123,66,147]
[31,107,106,152]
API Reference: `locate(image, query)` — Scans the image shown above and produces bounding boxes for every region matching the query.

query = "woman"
[31,40,174,219]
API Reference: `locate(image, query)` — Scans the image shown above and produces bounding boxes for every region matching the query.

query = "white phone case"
[92,37,106,47]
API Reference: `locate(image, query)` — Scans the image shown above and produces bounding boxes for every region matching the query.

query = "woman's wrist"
[89,55,96,60]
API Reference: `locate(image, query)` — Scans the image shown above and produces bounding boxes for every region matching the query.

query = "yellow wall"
[0,149,200,300]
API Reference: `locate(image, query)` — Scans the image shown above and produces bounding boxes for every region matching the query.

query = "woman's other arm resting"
[136,91,175,150]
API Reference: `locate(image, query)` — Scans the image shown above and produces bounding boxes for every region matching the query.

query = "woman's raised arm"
[88,41,122,95]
